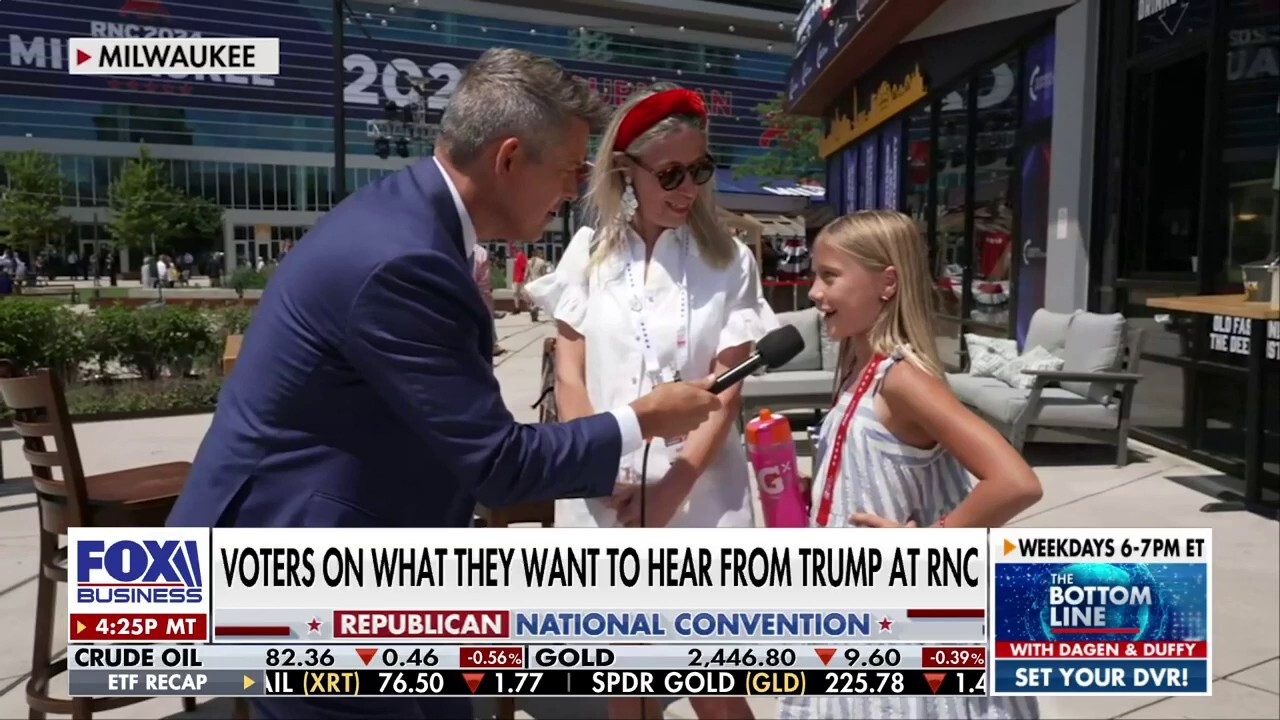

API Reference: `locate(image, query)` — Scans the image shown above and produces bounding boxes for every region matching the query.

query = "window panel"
[934,85,969,324]
[969,56,1018,330]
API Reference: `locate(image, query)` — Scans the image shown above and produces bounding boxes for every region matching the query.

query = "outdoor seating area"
[947,309,1144,465]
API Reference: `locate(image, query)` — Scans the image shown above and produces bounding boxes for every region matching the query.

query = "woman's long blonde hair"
[583,83,734,271]
[819,210,946,390]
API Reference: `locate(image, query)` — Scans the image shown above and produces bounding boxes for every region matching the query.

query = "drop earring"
[621,176,638,223]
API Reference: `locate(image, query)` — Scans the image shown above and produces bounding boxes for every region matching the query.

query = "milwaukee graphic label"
[68,38,279,75]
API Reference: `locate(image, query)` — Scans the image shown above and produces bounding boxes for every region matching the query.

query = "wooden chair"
[222,334,244,376]
[476,338,559,720]
[0,361,196,720]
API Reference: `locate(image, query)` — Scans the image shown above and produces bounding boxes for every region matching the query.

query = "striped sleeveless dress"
[778,347,1039,720]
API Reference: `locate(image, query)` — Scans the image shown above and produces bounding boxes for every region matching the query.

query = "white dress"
[525,225,778,528]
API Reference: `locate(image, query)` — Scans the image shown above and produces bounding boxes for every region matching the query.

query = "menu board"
[843,144,859,215]
[880,120,902,210]
[860,136,878,210]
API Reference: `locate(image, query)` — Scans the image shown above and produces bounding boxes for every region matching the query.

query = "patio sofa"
[948,309,1145,465]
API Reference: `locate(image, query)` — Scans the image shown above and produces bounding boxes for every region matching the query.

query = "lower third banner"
[990,528,1211,696]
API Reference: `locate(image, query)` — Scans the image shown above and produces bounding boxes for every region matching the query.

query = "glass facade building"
[816,13,1059,366]
[1,0,790,268]
[797,0,1277,491]
[1091,0,1278,488]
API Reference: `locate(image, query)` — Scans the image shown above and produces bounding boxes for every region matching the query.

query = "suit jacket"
[168,158,623,530]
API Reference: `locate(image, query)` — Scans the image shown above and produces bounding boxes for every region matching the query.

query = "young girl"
[780,210,1043,720]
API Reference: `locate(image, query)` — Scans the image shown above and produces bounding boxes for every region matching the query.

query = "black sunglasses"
[627,154,716,191]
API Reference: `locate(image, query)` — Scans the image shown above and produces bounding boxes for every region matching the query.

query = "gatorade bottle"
[745,409,809,528]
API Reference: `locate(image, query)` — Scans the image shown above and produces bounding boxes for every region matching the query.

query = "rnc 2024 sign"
[2,0,780,149]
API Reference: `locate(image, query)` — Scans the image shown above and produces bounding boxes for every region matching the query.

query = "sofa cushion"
[970,385,1119,430]
[1024,309,1077,356]
[966,333,1018,360]
[742,370,835,403]
[947,372,1009,402]
[965,333,1018,377]
[1060,312,1126,404]
[993,346,1066,390]
[969,350,1006,379]
[771,309,822,372]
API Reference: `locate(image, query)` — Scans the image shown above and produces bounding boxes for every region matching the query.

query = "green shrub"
[84,304,150,377]
[1,376,222,420]
[152,304,215,377]
[0,298,91,377]
[230,265,274,295]
[3,301,246,380]
[1,301,241,421]
[82,304,216,379]
[210,304,254,336]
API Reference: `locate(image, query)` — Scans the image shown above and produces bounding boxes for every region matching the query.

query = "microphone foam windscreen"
[756,324,806,369]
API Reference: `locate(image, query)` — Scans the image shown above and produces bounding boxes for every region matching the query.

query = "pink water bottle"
[746,409,809,528]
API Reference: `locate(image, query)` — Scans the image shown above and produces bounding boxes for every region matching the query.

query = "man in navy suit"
[168,49,720,719]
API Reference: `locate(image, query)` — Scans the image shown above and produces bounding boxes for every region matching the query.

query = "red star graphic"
[878,616,894,632]
[107,79,120,89]
[179,84,192,94]
[162,83,175,93]
[145,82,158,92]
[128,80,140,91]
[307,617,323,634]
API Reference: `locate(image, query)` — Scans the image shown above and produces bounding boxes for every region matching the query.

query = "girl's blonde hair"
[817,210,946,388]
[583,83,734,270]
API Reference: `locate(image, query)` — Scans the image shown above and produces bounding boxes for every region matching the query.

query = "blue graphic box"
[993,562,1210,695]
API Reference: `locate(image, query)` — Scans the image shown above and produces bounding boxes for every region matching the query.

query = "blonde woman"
[526,84,774,719]
[781,210,1042,720]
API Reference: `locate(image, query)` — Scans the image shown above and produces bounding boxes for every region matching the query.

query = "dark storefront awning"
[714,169,825,213]
[786,0,949,116]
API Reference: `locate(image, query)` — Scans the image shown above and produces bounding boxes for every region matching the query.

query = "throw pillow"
[969,349,1007,379]
[965,333,1018,360]
[994,346,1066,390]
[965,333,1018,379]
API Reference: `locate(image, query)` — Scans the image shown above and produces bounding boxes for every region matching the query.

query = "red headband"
[613,88,708,151]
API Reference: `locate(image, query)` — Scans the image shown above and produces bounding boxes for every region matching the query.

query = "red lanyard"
[816,354,885,527]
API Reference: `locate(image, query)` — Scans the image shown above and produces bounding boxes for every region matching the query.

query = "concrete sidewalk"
[1,314,1276,718]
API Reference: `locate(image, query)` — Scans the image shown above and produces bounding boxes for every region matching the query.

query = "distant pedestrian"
[471,244,504,357]
[525,246,551,321]
[512,246,528,313]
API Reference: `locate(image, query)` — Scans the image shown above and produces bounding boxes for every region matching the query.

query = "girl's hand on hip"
[849,512,918,528]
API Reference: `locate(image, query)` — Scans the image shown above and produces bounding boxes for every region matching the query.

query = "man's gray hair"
[438,48,609,167]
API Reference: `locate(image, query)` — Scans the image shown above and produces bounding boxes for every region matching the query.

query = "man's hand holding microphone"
[629,375,721,441]
[627,325,806,441]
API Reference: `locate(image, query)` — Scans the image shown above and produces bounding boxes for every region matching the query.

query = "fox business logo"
[75,539,204,604]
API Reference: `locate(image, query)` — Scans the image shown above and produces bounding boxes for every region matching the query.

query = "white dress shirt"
[431,156,644,455]
[525,225,778,528]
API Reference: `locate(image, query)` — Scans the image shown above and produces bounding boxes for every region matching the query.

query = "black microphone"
[708,324,806,394]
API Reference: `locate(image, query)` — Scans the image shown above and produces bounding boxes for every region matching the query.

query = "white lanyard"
[624,232,690,390]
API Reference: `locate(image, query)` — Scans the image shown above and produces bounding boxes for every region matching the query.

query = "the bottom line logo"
[68,37,279,76]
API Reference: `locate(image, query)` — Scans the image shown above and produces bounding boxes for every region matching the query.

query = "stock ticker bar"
[71,668,989,698]
[68,643,988,698]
